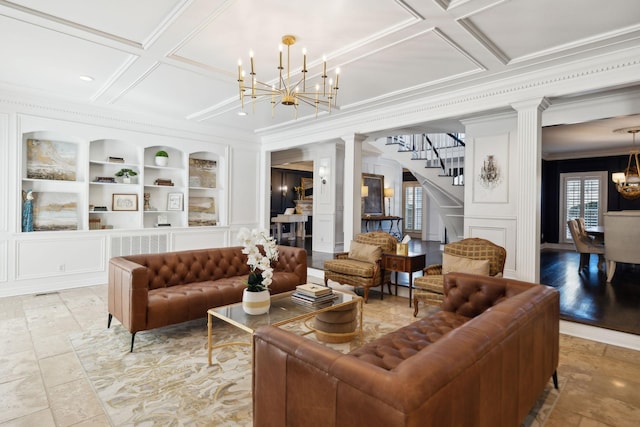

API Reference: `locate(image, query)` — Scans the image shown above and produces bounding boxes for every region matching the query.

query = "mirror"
[301,177,313,200]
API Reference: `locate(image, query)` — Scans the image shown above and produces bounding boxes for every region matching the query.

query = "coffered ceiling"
[1,0,640,154]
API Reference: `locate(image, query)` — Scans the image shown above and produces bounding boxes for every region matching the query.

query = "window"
[403,182,423,234]
[560,172,607,242]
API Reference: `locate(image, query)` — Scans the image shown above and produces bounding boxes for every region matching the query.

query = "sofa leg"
[130,333,136,352]
[363,287,369,304]
[552,370,559,390]
[413,299,419,317]
[107,313,112,328]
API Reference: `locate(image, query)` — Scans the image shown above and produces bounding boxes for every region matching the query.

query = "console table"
[382,251,426,307]
[362,215,403,239]
[271,214,308,241]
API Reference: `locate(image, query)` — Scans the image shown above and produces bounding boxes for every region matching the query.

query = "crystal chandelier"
[611,127,640,200]
[237,35,340,118]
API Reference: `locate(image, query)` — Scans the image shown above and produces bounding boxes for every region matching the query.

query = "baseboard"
[560,320,640,351]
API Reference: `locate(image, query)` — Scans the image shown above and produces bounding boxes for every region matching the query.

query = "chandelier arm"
[296,94,332,108]
[295,96,320,109]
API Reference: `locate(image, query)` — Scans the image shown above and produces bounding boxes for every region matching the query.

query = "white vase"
[155,156,168,166]
[242,289,270,315]
[122,176,131,184]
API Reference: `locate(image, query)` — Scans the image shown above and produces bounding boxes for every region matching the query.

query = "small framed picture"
[112,193,138,211]
[167,193,183,211]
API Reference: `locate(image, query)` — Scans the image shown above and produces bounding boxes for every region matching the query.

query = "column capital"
[340,133,368,144]
[511,97,551,113]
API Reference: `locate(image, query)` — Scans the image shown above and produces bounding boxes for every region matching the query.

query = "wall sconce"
[384,187,394,216]
[281,185,288,197]
[318,166,328,184]
[479,155,501,188]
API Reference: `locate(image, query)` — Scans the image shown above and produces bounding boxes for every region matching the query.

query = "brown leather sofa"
[253,272,559,427]
[108,245,307,351]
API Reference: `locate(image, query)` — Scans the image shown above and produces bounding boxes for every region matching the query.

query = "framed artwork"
[167,192,183,211]
[32,192,79,231]
[189,158,217,188]
[362,173,384,215]
[26,139,78,181]
[188,196,216,226]
[112,193,138,211]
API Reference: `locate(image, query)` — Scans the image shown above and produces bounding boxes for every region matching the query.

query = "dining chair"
[567,219,605,272]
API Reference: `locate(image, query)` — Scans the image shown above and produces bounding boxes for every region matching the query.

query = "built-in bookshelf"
[20,133,221,231]
[188,151,218,227]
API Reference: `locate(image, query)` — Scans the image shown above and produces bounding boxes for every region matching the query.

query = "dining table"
[585,225,604,243]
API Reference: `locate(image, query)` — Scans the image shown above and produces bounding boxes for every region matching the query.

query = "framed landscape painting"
[188,196,217,226]
[189,158,217,188]
[32,192,79,231]
[26,139,78,181]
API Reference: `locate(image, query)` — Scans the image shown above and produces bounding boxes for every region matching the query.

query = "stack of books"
[291,284,337,307]
[154,178,174,186]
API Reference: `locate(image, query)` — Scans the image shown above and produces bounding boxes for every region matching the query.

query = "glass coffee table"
[207,289,363,365]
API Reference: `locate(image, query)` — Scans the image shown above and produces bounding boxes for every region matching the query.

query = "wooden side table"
[382,252,426,307]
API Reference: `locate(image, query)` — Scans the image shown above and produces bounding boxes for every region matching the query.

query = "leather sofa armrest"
[253,325,344,425]
[108,257,150,333]
[274,246,307,284]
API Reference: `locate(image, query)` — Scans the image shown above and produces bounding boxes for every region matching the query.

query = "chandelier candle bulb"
[302,47,307,90]
[249,50,255,75]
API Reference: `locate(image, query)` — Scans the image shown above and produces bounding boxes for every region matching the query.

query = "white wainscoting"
[16,235,106,280]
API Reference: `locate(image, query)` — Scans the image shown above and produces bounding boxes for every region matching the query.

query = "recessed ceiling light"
[79,75,94,82]
[237,111,247,116]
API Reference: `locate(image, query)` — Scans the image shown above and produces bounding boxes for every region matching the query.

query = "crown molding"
[260,47,640,148]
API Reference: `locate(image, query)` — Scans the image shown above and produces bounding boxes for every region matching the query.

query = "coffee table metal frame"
[207,289,363,365]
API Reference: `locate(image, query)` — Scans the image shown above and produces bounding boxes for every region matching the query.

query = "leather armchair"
[413,237,506,316]
[323,232,397,303]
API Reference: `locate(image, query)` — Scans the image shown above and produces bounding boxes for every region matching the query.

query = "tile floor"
[1,284,640,426]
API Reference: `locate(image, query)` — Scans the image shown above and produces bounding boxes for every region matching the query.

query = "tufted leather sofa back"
[124,247,251,290]
[122,245,306,290]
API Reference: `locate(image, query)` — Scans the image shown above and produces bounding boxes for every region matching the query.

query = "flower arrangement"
[237,227,279,292]
[294,185,304,200]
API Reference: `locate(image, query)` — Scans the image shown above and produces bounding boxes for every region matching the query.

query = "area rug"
[70,301,562,426]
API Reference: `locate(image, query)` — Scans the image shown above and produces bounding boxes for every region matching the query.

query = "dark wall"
[541,154,640,243]
[271,168,313,234]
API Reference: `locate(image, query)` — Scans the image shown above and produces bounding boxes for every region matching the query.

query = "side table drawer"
[383,255,409,271]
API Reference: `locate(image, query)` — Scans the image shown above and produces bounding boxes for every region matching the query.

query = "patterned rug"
[70,300,562,426]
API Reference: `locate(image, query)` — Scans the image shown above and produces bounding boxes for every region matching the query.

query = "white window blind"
[404,183,422,232]
[560,172,607,242]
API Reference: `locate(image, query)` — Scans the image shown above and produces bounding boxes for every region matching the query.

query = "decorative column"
[341,133,366,250]
[511,98,550,283]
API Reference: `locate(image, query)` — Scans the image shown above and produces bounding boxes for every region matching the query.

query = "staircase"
[369,133,466,242]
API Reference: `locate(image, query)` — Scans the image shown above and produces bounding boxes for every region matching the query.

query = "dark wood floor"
[282,237,640,335]
[540,249,640,335]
